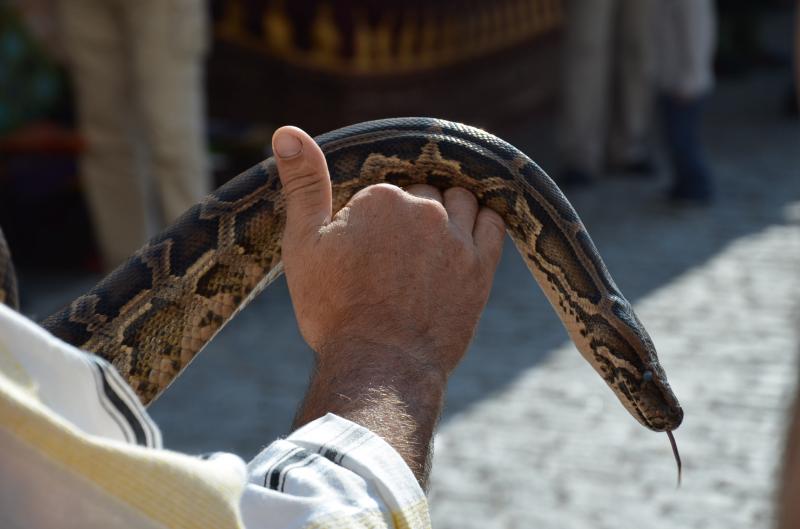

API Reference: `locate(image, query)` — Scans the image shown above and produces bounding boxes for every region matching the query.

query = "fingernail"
[274,130,303,159]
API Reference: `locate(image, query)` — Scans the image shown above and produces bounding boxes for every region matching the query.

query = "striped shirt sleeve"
[0,303,431,529]
[242,414,431,529]
[0,302,160,448]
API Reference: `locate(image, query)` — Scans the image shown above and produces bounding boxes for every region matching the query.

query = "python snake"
[0,227,18,311]
[0,118,683,469]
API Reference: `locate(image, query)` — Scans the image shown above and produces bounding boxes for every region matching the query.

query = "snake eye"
[642,370,654,383]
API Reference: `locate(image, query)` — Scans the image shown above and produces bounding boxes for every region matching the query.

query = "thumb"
[273,126,332,240]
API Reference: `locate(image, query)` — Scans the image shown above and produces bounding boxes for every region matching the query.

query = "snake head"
[635,365,684,432]
[597,352,683,432]
[585,297,684,433]
[608,299,683,432]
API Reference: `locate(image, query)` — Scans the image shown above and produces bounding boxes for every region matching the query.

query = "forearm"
[293,345,447,490]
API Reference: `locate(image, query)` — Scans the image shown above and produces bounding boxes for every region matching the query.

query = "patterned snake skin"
[0,227,18,311]
[2,118,683,437]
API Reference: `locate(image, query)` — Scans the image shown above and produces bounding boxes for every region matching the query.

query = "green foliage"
[0,5,65,135]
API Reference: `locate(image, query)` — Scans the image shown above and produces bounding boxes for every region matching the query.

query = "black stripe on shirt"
[91,359,148,446]
[87,362,133,444]
[264,448,319,491]
[279,454,321,492]
[263,447,302,488]
[318,423,371,465]
[96,359,159,446]
[320,445,341,464]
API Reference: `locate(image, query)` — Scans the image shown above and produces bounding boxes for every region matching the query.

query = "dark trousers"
[658,94,714,201]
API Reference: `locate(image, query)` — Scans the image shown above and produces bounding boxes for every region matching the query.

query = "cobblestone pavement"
[18,72,800,528]
[424,72,800,529]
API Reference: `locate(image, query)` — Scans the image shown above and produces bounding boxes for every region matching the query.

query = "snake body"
[0,227,18,311]
[4,118,682,434]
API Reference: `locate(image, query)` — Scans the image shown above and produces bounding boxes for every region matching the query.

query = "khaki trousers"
[58,0,210,269]
[559,0,653,174]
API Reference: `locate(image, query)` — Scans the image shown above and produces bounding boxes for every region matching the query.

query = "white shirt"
[653,0,717,97]
[0,303,430,528]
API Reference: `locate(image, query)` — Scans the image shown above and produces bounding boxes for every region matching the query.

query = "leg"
[125,0,211,227]
[778,376,800,529]
[795,4,799,111]
[57,0,149,269]
[558,0,615,179]
[658,94,713,203]
[609,0,654,167]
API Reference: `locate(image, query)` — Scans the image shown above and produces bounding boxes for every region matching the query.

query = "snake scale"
[1,118,683,470]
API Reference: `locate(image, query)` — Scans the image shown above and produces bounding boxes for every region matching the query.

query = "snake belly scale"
[11,118,682,434]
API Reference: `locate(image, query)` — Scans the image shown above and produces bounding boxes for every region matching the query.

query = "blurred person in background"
[558,0,654,187]
[55,0,211,269]
[777,6,800,512]
[653,0,717,205]
[795,2,800,112]
[10,0,61,55]
[777,383,800,529]
[2,2,65,135]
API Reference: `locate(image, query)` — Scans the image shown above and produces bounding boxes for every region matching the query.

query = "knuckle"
[347,184,406,217]
[360,183,406,204]
[417,198,448,223]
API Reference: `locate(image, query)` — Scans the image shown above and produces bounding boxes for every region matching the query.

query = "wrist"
[299,341,448,422]
[316,332,463,378]
[293,341,450,486]
[320,337,448,379]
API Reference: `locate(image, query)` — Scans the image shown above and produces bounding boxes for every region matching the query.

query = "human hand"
[274,126,505,380]
[273,125,504,485]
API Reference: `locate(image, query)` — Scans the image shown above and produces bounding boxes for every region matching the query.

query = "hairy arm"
[293,344,445,487]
